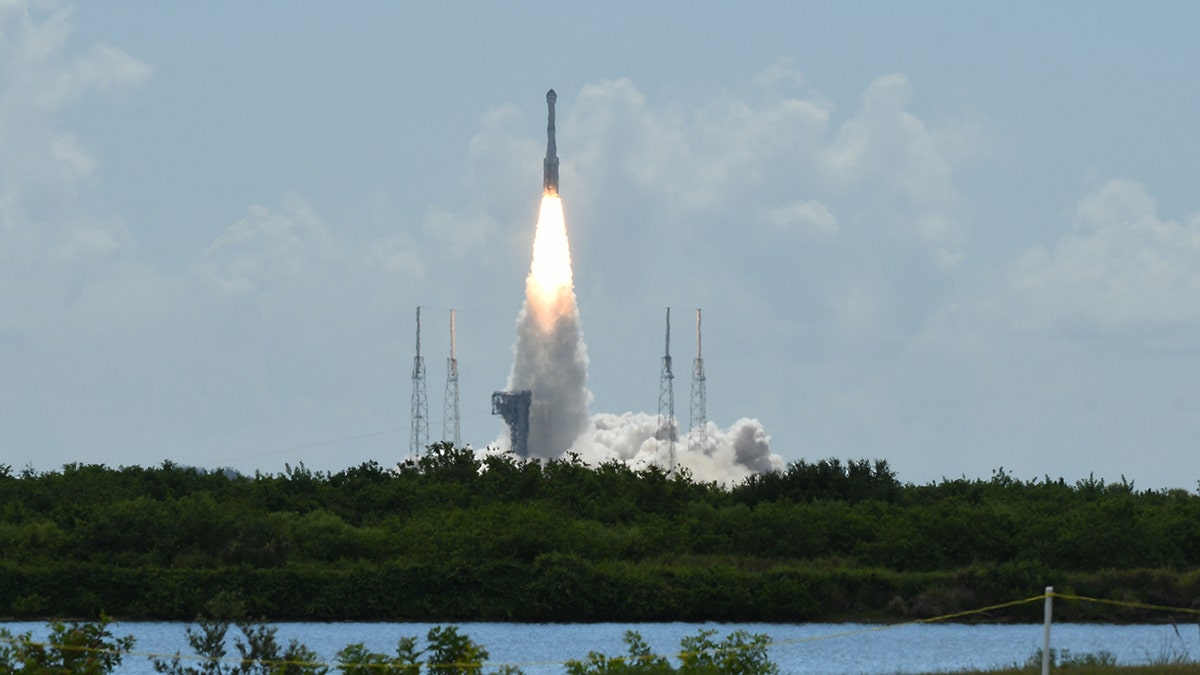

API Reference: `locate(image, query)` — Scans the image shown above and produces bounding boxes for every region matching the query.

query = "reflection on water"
[2,621,1197,674]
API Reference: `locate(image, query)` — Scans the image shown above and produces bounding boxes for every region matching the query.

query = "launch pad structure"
[491,390,532,458]
[407,93,717,467]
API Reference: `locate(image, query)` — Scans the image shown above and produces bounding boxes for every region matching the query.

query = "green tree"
[335,639,419,675]
[565,630,777,675]
[335,626,521,675]
[0,618,134,675]
[565,632,671,674]
[152,593,327,675]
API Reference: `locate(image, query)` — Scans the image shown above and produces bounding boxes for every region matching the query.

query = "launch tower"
[443,309,461,446]
[657,307,676,473]
[689,309,707,454]
[410,306,429,461]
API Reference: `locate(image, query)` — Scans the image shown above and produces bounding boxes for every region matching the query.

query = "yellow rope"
[768,594,1047,648]
[1051,591,1200,617]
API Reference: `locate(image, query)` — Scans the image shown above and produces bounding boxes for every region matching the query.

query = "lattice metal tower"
[689,308,707,455]
[657,307,676,474]
[409,306,428,461]
[443,309,461,447]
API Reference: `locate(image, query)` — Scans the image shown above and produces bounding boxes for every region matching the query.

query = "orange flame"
[526,193,575,332]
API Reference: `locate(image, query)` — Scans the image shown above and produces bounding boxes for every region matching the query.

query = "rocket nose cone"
[547,89,557,103]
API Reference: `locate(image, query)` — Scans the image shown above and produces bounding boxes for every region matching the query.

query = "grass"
[923,644,1200,674]
[940,662,1200,667]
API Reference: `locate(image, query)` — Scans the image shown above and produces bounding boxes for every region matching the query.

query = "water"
[3,620,1198,674]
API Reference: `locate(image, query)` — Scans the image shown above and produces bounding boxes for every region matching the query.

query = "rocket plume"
[526,196,574,331]
[495,88,782,479]
[505,192,592,457]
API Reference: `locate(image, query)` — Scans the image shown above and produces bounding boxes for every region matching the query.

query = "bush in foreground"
[0,616,779,674]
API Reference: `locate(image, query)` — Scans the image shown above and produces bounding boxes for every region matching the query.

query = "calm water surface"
[4,621,1199,674]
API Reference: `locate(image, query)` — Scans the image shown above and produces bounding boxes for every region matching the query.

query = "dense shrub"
[1,450,1198,621]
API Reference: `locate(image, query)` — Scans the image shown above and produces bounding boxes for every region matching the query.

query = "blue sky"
[4,1,1200,488]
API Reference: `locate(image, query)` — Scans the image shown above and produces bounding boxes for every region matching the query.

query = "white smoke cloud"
[499,190,783,478]
[488,411,784,484]
[575,413,783,484]
[503,195,593,458]
[506,295,593,457]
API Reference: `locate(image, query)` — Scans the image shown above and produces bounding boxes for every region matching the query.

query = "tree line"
[2,444,1199,622]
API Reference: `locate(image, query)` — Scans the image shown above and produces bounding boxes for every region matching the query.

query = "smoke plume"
[499,194,784,480]
[577,413,783,484]
[505,196,592,457]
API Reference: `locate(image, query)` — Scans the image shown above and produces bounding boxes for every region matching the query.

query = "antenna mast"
[689,308,707,455]
[443,309,461,447]
[657,307,676,474]
[410,306,428,461]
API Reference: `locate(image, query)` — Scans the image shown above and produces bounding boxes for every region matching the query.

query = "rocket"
[543,89,559,195]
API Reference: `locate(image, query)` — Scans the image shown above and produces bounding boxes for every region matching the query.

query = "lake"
[3,620,1198,674]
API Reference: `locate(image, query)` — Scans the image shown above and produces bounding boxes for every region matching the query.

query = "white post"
[1042,586,1053,675]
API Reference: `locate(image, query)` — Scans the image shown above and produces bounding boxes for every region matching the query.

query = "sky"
[3,1,1200,489]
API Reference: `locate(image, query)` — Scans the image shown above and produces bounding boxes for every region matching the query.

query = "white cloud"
[195,195,428,297]
[37,42,151,109]
[764,199,839,235]
[422,206,499,262]
[873,178,1200,489]
[528,68,981,280]
[751,56,806,89]
[55,223,124,261]
[196,197,332,294]
[0,1,150,265]
[0,2,157,342]
[0,4,150,110]
[824,73,974,266]
[1012,179,1200,333]
[48,132,96,176]
[569,77,832,212]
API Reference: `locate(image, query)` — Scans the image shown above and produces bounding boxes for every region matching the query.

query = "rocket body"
[543,89,559,194]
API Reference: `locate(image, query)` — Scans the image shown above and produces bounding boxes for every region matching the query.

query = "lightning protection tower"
[443,309,461,447]
[689,308,707,455]
[657,307,676,474]
[410,306,429,461]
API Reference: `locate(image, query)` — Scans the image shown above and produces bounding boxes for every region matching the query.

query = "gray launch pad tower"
[492,390,532,458]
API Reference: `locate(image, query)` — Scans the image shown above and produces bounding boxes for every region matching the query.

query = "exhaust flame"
[506,193,592,457]
[527,194,574,332]
[497,179,784,480]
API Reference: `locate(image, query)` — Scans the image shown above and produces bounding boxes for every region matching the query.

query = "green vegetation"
[0,614,777,674]
[151,592,327,675]
[2,444,1200,621]
[334,625,522,675]
[937,655,1200,674]
[565,630,777,674]
[0,617,134,674]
